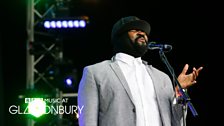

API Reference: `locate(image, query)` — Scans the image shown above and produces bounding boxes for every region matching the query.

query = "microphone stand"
[158,49,198,119]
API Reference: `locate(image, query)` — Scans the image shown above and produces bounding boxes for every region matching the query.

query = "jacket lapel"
[145,64,169,126]
[110,61,135,105]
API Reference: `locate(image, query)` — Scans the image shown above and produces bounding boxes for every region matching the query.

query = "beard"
[132,35,148,56]
[112,33,148,58]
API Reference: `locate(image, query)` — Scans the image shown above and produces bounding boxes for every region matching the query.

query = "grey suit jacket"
[78,57,186,126]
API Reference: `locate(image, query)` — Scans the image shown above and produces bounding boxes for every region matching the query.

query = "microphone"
[148,42,172,52]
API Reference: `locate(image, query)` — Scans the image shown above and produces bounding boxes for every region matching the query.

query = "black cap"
[111,16,151,41]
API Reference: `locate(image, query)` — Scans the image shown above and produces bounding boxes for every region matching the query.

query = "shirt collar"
[115,53,142,66]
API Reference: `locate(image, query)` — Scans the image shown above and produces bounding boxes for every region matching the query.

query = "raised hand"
[177,64,203,89]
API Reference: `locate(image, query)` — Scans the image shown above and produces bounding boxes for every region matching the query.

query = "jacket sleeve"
[171,95,188,126]
[78,66,99,126]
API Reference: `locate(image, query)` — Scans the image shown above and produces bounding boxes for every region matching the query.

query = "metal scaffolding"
[26,0,78,126]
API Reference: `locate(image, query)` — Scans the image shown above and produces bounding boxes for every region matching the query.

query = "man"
[77,16,203,126]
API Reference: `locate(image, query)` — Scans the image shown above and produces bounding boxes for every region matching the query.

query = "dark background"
[1,0,219,125]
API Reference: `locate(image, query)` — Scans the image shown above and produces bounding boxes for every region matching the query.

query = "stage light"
[67,20,73,28]
[64,76,74,87]
[79,20,86,28]
[28,98,46,118]
[56,21,62,28]
[43,19,88,29]
[73,20,79,27]
[62,21,68,28]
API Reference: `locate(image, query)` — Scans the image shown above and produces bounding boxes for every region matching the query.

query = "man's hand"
[177,64,203,89]
[175,64,203,97]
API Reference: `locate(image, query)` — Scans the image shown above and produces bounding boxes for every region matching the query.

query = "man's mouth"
[136,37,146,43]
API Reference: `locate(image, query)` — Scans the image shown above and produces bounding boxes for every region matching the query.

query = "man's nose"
[137,30,146,35]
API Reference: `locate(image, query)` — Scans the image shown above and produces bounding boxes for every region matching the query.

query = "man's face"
[111,29,149,57]
[128,29,149,46]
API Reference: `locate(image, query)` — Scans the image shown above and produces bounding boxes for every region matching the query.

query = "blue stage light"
[64,76,74,86]
[43,19,88,29]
